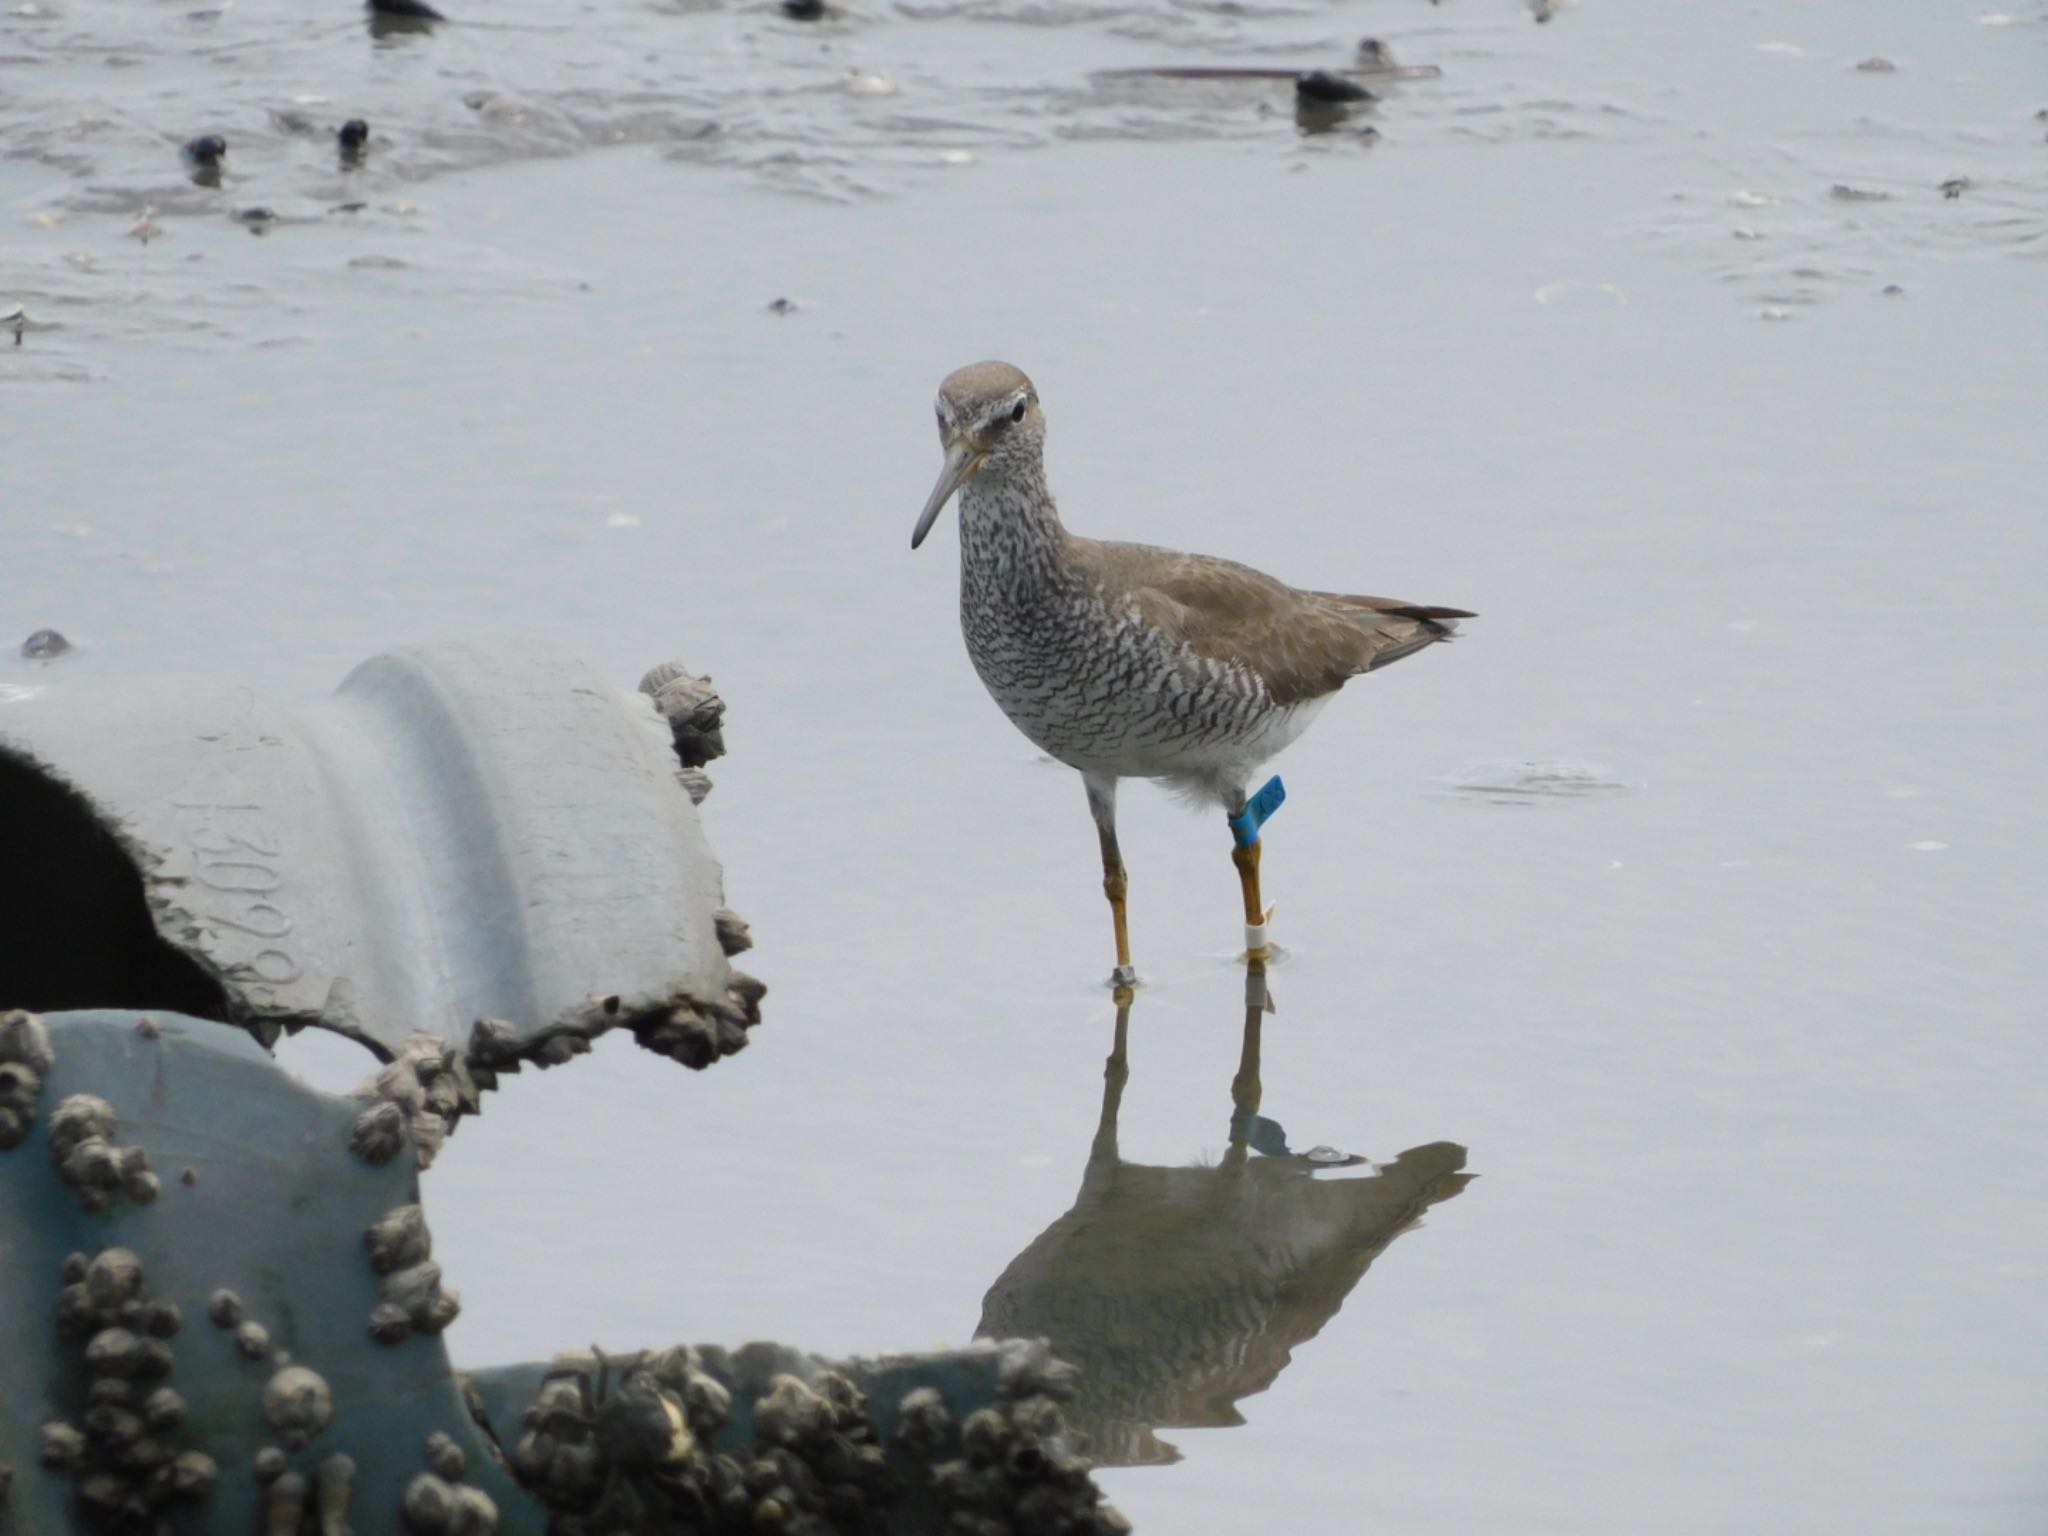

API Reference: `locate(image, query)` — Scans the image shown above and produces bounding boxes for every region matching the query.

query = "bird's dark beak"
[912,436,984,550]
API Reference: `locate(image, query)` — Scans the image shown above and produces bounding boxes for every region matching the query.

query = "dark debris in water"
[180,133,225,187]
[1295,71,1373,106]
[367,0,443,39]
[1098,62,1439,85]
[1355,37,1394,71]
[20,629,72,660]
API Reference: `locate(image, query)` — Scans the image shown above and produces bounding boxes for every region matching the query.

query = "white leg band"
[1244,922,1269,952]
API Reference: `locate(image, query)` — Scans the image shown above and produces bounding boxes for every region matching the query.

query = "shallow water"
[6,0,2048,1531]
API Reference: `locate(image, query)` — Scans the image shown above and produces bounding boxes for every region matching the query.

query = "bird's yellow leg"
[1085,773,1137,994]
[1232,839,1271,971]
[1227,776,1285,971]
[1099,827,1136,997]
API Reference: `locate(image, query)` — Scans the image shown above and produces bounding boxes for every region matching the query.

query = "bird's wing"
[1080,541,1472,708]
[1308,591,1475,674]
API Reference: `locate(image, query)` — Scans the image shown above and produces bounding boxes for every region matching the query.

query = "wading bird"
[913,360,1472,989]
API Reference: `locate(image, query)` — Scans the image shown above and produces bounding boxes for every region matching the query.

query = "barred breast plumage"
[955,477,1326,800]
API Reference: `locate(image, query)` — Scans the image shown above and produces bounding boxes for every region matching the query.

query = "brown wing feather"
[1074,539,1474,708]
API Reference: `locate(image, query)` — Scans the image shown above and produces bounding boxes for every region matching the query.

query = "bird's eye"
[1010,400,1026,423]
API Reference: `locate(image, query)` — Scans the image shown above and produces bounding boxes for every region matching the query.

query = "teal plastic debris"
[0,1011,1128,1536]
[0,1010,533,1536]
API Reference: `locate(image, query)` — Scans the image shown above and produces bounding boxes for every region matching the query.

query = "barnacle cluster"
[0,1007,54,1150]
[713,910,754,957]
[262,1365,336,1452]
[511,1344,902,1534]
[199,1284,355,1528]
[364,1202,462,1345]
[639,661,727,776]
[41,1248,219,1530]
[350,1032,485,1170]
[910,1342,1128,1536]
[256,1445,359,1536]
[512,1345,755,1533]
[506,1343,1129,1536]
[923,1395,1129,1536]
[47,1091,160,1211]
[205,1287,280,1363]
[631,972,765,1072]
[401,1431,501,1534]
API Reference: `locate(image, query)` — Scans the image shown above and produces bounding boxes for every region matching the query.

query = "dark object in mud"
[370,0,446,23]
[236,207,279,234]
[1296,70,1373,105]
[2,304,22,347]
[338,118,370,162]
[21,629,72,660]
[367,0,443,33]
[766,296,797,316]
[1355,37,1393,70]
[781,0,831,19]
[180,134,226,167]
[1098,61,1439,86]
[1938,176,1970,200]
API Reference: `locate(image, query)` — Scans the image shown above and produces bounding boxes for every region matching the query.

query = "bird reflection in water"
[977,973,1470,1466]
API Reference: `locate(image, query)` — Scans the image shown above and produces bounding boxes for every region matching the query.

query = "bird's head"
[912,360,1043,550]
